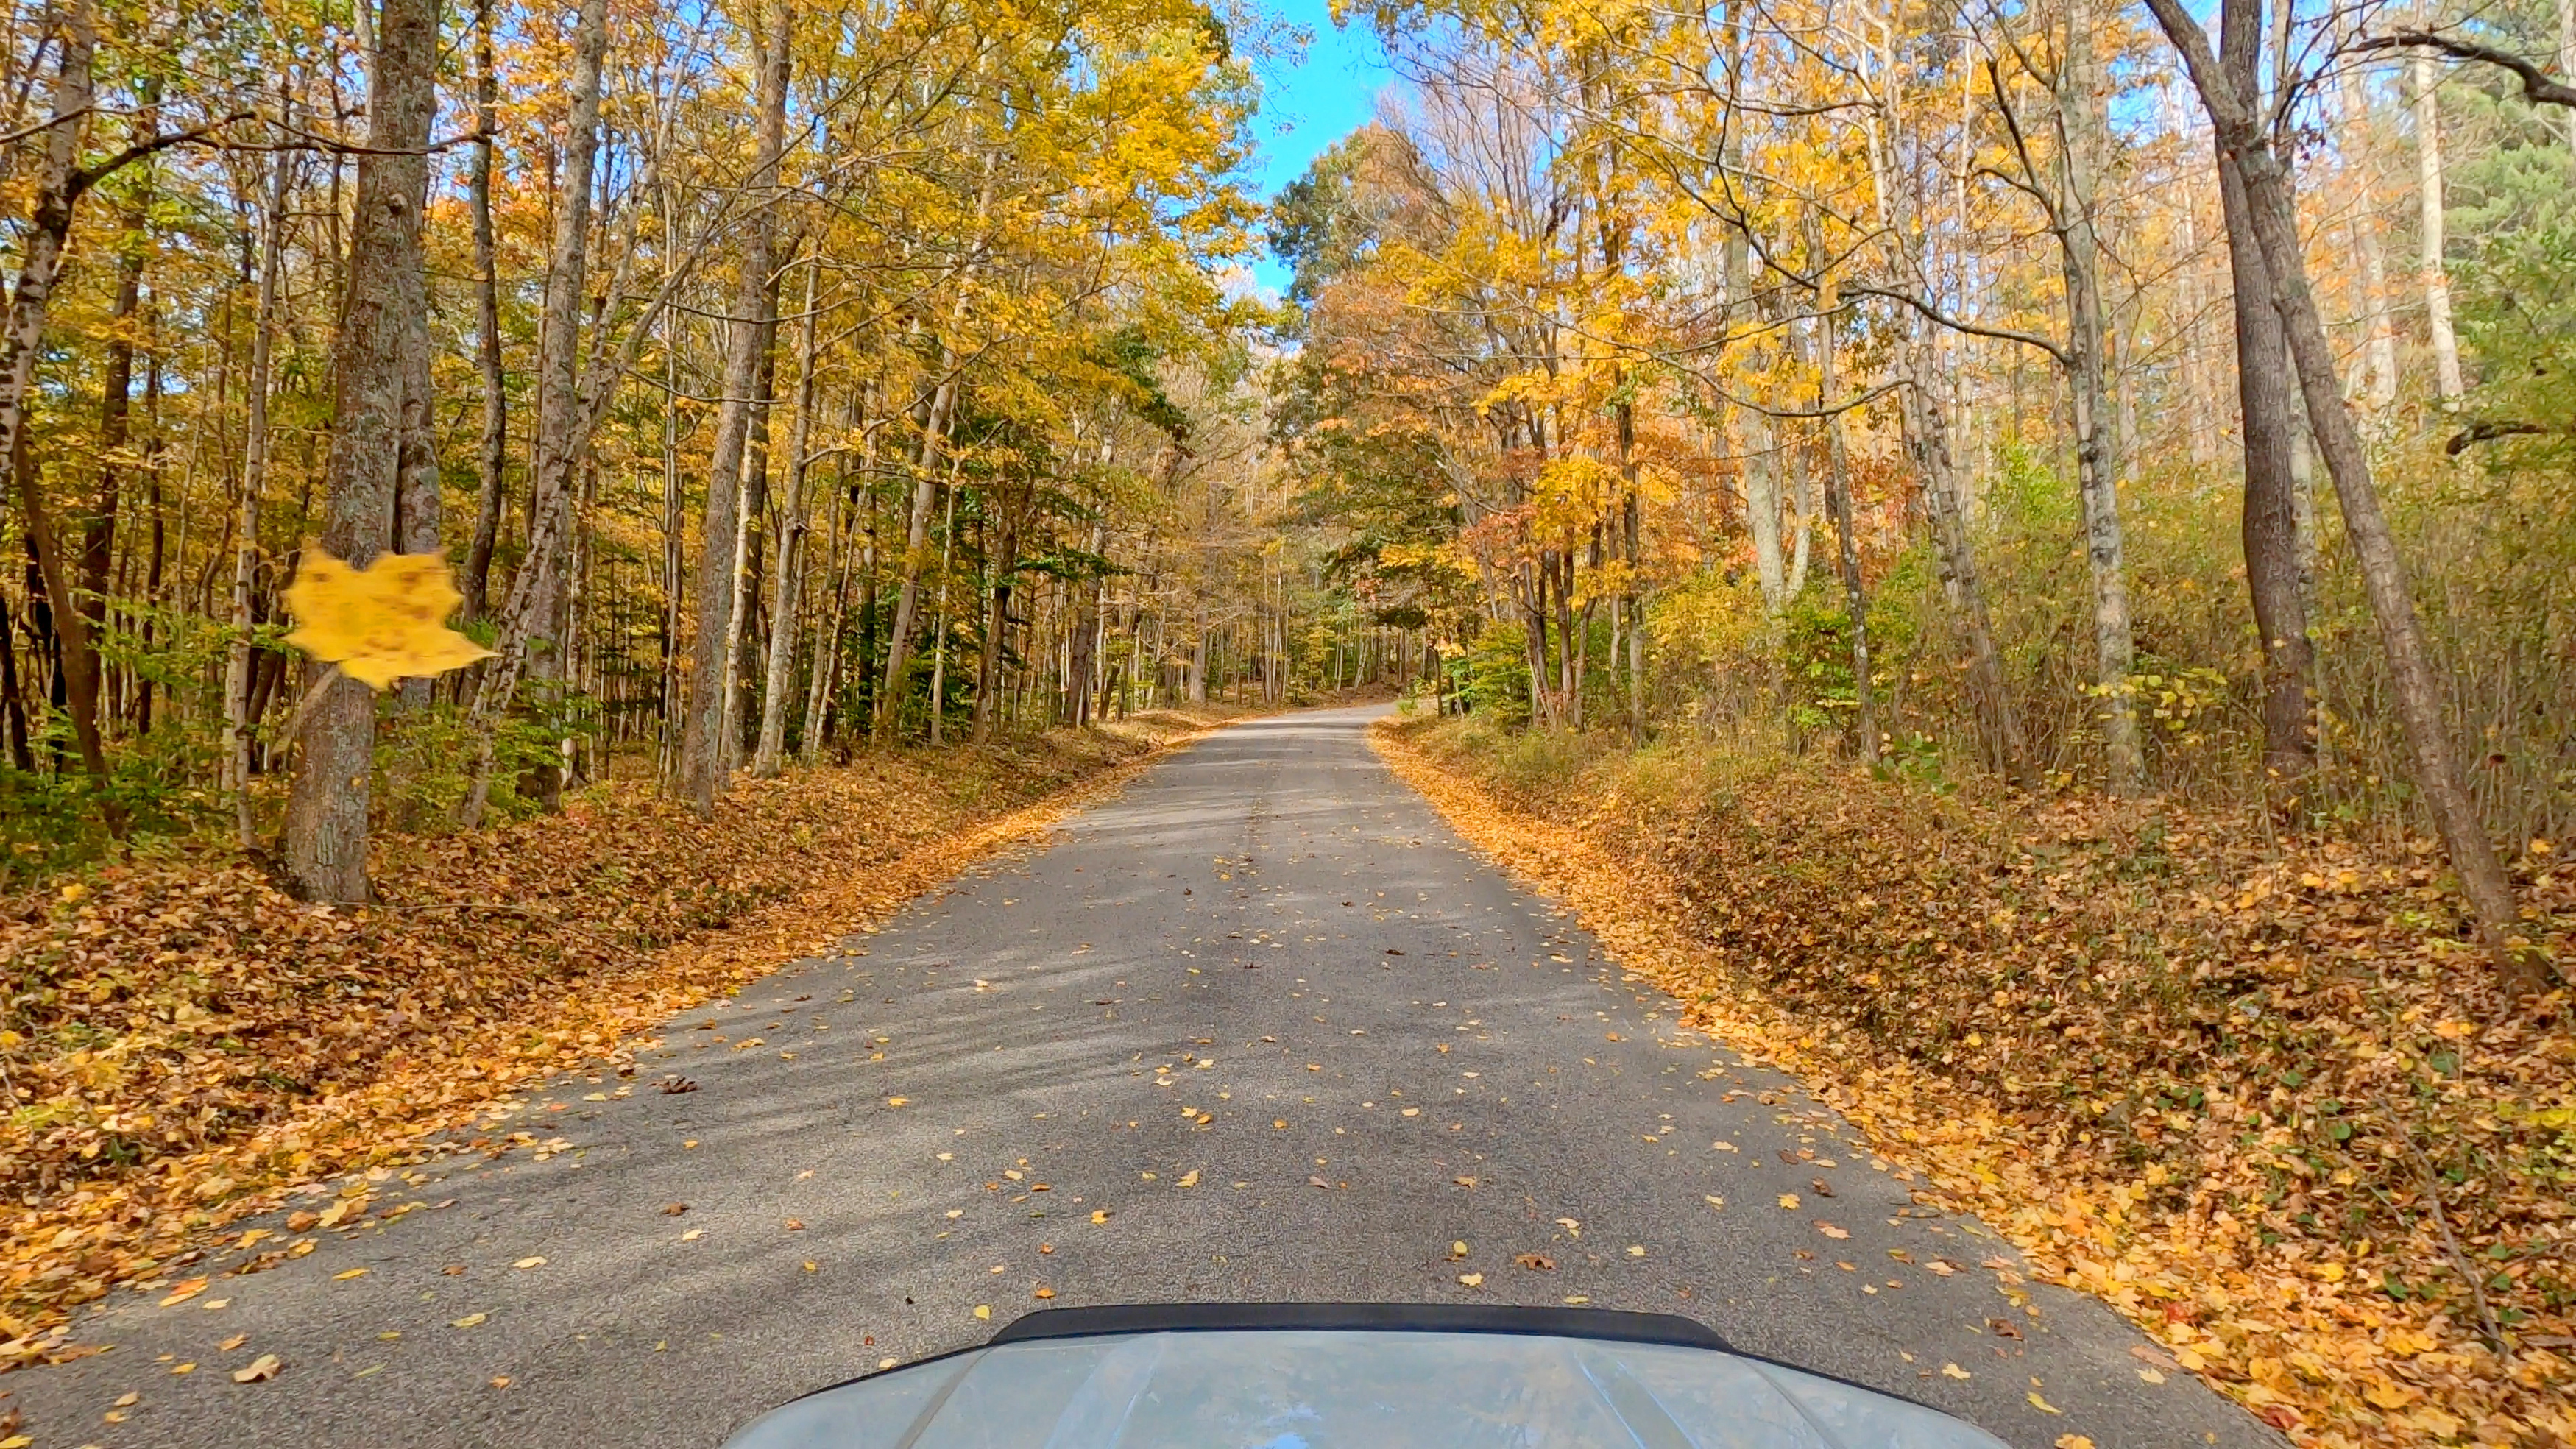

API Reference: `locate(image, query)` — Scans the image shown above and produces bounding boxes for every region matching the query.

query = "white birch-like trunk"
[2410,51,2465,403]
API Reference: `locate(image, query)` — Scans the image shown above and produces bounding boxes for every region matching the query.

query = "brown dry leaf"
[661,1203,687,1216]
[489,1376,512,1389]
[1033,1286,1055,1299]
[783,1219,805,1232]
[1816,1222,1850,1240]
[218,1333,249,1351]
[1514,1253,1556,1271]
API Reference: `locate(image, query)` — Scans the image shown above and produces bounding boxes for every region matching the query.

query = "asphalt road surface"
[13,706,2274,1449]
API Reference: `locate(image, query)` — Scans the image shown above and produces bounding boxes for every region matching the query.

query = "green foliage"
[1462,622,1533,726]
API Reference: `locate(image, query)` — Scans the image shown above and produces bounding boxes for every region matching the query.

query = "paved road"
[13,707,2272,1449]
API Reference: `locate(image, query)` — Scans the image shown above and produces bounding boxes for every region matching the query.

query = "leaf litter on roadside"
[0,715,1225,1356]
[1376,717,2576,1449]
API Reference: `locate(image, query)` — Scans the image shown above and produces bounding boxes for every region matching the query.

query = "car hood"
[724,1322,2007,1448]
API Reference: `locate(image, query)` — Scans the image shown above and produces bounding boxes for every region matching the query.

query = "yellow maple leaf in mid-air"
[283,548,491,690]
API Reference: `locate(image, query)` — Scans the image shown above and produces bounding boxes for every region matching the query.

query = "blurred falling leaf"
[283,549,490,690]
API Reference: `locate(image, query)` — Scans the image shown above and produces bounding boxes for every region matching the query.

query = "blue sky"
[1243,0,1392,294]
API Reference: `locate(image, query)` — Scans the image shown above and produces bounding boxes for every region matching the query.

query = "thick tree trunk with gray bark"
[283,0,439,901]
[2144,0,2540,994]
[679,0,792,812]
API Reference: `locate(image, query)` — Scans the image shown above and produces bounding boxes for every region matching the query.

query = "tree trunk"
[678,0,791,812]
[1807,227,1878,765]
[753,253,821,776]
[461,0,507,624]
[282,0,438,901]
[460,0,611,828]
[1863,91,2029,786]
[2145,0,2538,993]
[2053,4,2143,793]
[0,1,113,796]
[2410,51,2464,403]
[876,157,997,743]
[227,113,291,846]
[2336,68,2402,415]
[2218,0,2317,798]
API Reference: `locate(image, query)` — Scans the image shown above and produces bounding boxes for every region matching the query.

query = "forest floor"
[0,707,1241,1362]
[1373,712,2575,1449]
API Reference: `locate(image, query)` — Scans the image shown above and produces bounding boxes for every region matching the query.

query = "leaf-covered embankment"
[1374,714,2572,1449]
[0,712,1228,1353]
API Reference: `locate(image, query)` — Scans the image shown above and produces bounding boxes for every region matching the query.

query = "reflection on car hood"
[724,1328,2009,1448]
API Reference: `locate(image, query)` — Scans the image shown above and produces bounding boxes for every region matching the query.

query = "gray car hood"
[724,1317,2007,1448]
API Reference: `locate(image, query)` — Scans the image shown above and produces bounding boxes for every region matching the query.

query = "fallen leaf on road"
[1556,1217,1580,1237]
[1926,1259,1956,1276]
[1450,1241,1470,1259]
[1175,1170,1200,1188]
[1711,1141,1738,1152]
[1453,1176,1476,1188]
[2137,1367,2166,1384]
[490,1376,512,1389]
[681,1229,704,1241]
[1034,1287,1055,1299]
[1778,1194,1800,1210]
[2056,1437,2095,1449]
[1817,1222,1850,1239]
[662,1203,687,1216]
[1941,1363,1970,1380]
[1090,1209,1111,1222]
[2129,1343,2178,1372]
[1986,1317,2022,1340]
[1704,1194,1724,1209]
[1515,1253,1556,1270]
[113,1392,139,1407]
[974,1305,991,1321]
[784,1219,805,1231]
[219,1333,249,1351]
[804,1261,818,1272]
[450,1314,487,1329]
[886,1097,909,1108]
[513,1257,546,1269]
[2026,1391,2062,1414]
[658,1076,698,1094]
[1310,1176,1331,1189]
[1457,1273,1483,1288]
[1810,1178,1835,1198]
[158,1278,209,1306]
[233,1354,282,1383]
[1626,1245,1645,1258]
[171,1363,194,1375]
[334,1267,369,1280]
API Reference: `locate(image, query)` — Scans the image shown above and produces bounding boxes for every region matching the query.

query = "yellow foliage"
[283,549,491,690]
